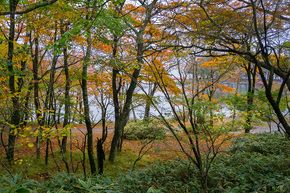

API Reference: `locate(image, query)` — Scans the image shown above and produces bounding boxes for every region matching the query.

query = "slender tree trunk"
[109,65,121,162]
[45,23,58,164]
[7,0,20,162]
[61,24,70,153]
[79,94,83,124]
[109,0,157,162]
[256,62,290,137]
[81,32,97,174]
[31,37,43,158]
[208,91,214,128]
[245,63,256,133]
[109,61,142,162]
[232,79,240,122]
[109,37,142,162]
[144,83,157,121]
[208,68,215,128]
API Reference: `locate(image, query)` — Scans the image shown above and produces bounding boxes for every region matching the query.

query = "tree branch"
[0,0,58,16]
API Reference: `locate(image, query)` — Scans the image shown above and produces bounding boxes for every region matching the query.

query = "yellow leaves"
[12,129,18,135]
[14,158,24,165]
[28,143,34,148]
[34,130,39,135]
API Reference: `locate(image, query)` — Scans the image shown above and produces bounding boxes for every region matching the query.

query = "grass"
[0,146,157,181]
[1,132,289,192]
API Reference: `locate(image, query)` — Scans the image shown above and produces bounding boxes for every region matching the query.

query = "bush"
[123,119,166,140]
[210,133,290,192]
[229,132,290,156]
[1,133,288,192]
[115,159,200,193]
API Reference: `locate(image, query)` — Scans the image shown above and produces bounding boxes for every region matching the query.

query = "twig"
[20,150,37,182]
[133,139,154,170]
[0,159,13,178]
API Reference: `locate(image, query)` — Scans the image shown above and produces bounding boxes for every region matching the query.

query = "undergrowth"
[0,133,289,192]
[123,119,166,140]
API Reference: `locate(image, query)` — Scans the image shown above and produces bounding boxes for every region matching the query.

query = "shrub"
[1,133,289,192]
[123,119,166,140]
[210,133,290,192]
[229,132,290,156]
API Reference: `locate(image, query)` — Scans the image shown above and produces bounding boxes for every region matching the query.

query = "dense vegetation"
[0,0,289,192]
[123,119,166,140]
[1,133,289,192]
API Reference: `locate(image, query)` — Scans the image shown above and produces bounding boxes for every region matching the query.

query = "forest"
[0,0,289,192]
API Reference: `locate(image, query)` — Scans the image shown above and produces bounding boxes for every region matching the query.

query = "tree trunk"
[7,0,20,162]
[245,63,256,133]
[45,23,58,164]
[109,0,157,162]
[32,37,43,159]
[109,39,143,162]
[79,94,83,124]
[256,63,290,137]
[81,32,97,174]
[144,83,157,121]
[61,24,70,153]
[109,65,142,162]
[97,138,105,174]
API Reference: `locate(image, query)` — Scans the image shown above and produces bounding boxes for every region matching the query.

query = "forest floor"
[0,120,280,165]
[0,122,234,181]
[2,119,286,181]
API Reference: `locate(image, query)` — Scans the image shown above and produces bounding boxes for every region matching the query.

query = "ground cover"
[0,124,289,192]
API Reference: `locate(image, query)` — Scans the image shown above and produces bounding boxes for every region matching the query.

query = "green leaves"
[0,173,36,193]
[123,119,166,140]
[15,188,30,193]
[146,187,161,193]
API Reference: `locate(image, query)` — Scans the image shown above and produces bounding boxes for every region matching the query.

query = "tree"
[173,0,290,137]
[78,0,113,175]
[138,47,231,193]
[109,0,159,162]
[1,0,57,162]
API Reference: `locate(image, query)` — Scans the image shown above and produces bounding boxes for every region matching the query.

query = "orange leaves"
[93,41,112,54]
[142,57,181,95]
[200,60,216,67]
[90,71,113,96]
[215,83,235,93]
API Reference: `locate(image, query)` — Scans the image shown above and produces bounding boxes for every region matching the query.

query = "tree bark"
[144,82,157,121]
[7,0,20,162]
[31,37,44,159]
[97,138,105,174]
[244,63,256,133]
[81,32,97,174]
[61,23,70,153]
[109,0,157,162]
[45,23,58,164]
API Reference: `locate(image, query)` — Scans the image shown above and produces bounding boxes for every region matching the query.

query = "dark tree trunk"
[7,0,20,162]
[79,94,83,124]
[32,37,42,159]
[81,32,97,174]
[256,62,290,137]
[45,24,58,164]
[109,37,143,162]
[244,63,256,133]
[109,67,121,162]
[97,138,105,174]
[109,64,142,162]
[144,83,157,121]
[61,24,70,153]
[109,0,157,162]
